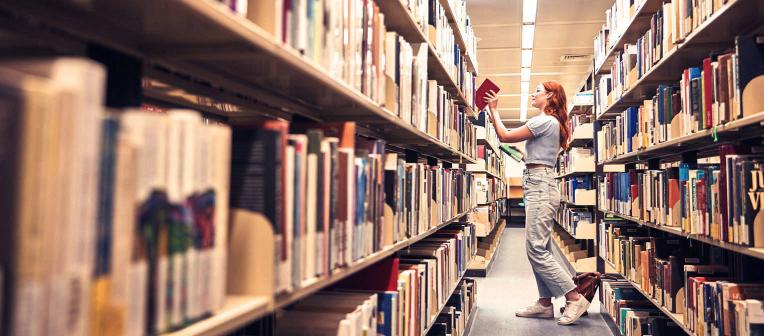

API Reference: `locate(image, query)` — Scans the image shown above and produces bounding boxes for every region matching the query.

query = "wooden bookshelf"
[163,207,475,336]
[422,270,469,335]
[593,0,665,75]
[165,296,271,336]
[1,0,478,163]
[427,43,477,118]
[467,160,504,180]
[599,208,764,261]
[437,0,478,75]
[569,122,594,147]
[554,218,595,240]
[612,274,693,336]
[596,0,764,119]
[600,111,764,164]
[463,306,479,336]
[556,169,596,179]
[466,220,506,277]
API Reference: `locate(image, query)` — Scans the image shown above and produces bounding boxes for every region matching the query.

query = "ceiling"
[468,0,612,127]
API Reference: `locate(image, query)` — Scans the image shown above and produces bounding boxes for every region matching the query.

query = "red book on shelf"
[335,257,401,291]
[702,57,714,129]
[475,79,500,111]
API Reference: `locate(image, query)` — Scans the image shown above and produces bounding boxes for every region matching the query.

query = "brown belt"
[526,163,553,169]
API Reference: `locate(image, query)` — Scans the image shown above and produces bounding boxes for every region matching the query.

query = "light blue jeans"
[523,167,576,299]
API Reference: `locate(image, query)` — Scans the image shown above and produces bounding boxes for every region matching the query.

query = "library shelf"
[599,111,764,164]
[0,0,478,163]
[596,0,764,119]
[477,137,500,157]
[164,296,271,336]
[422,270,469,335]
[466,220,506,277]
[275,207,476,309]
[593,0,665,76]
[427,43,477,118]
[554,218,596,240]
[437,0,478,75]
[463,306,479,336]
[616,274,693,336]
[466,161,504,180]
[478,196,508,207]
[569,123,594,147]
[550,235,578,275]
[598,208,764,261]
[562,199,595,207]
[166,207,476,336]
[556,169,596,179]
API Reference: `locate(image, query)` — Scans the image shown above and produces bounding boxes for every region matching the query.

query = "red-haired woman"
[485,81,590,325]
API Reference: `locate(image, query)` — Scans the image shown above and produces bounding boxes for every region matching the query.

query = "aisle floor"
[469,224,615,336]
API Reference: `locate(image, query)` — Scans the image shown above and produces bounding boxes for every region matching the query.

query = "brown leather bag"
[560,272,618,316]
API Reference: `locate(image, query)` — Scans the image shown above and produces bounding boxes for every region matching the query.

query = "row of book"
[601,221,764,336]
[0,57,482,336]
[593,0,648,68]
[475,111,501,156]
[596,37,763,161]
[601,278,686,336]
[0,59,233,336]
[427,0,476,108]
[444,0,477,62]
[558,176,595,204]
[474,174,507,205]
[556,147,595,176]
[597,144,764,247]
[219,0,478,155]
[300,222,477,336]
[555,204,594,238]
[231,119,479,295]
[570,113,593,135]
[428,278,477,336]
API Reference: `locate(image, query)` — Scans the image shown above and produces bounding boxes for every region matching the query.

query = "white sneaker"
[515,302,554,318]
[557,295,591,325]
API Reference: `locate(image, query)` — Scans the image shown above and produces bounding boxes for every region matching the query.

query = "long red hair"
[541,81,570,151]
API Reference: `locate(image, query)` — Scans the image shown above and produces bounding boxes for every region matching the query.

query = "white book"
[281,143,295,294]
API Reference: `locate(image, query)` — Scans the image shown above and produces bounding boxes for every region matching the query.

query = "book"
[474,78,500,112]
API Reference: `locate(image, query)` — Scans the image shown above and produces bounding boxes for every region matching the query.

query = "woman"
[484,81,590,325]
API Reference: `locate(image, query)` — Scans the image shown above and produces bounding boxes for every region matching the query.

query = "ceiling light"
[520,68,531,82]
[523,0,538,24]
[520,81,530,93]
[520,92,529,121]
[521,24,535,49]
[521,49,533,67]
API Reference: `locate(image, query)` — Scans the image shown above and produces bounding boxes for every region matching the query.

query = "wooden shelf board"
[600,111,764,164]
[555,169,596,179]
[598,208,764,261]
[164,296,270,336]
[596,0,764,118]
[554,219,595,240]
[463,306,479,336]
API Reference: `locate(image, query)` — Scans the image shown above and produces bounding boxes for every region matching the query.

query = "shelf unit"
[466,219,506,277]
[598,208,764,261]
[554,218,596,240]
[422,270,469,335]
[168,207,475,335]
[593,0,666,75]
[0,0,478,164]
[595,0,764,119]
[569,122,594,147]
[437,0,478,75]
[551,228,596,274]
[600,111,764,164]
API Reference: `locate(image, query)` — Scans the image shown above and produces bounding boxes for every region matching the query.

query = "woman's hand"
[484,90,499,113]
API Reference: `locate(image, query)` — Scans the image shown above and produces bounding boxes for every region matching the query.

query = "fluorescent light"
[520,67,531,82]
[521,24,535,49]
[521,49,533,67]
[520,108,528,121]
[523,0,538,23]
[519,92,529,121]
[520,81,530,93]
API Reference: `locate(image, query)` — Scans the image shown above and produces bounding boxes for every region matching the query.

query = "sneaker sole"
[515,313,554,319]
[557,301,591,325]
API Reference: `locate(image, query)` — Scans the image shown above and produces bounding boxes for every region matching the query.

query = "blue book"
[679,163,690,224]
[378,291,398,336]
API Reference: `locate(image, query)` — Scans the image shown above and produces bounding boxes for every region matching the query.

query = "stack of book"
[556,204,594,238]
[600,278,684,336]
[275,291,379,336]
[0,59,234,336]
[428,278,478,336]
[328,222,477,336]
[597,145,764,247]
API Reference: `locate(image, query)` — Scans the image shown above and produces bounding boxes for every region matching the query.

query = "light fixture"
[520,67,531,82]
[521,49,533,67]
[523,0,538,23]
[520,81,530,93]
[521,24,535,49]
[520,92,529,121]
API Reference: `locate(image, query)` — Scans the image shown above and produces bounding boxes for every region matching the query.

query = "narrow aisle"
[469,225,614,336]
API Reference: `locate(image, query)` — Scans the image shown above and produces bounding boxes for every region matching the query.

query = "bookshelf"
[436,0,478,75]
[422,270,469,335]
[0,0,490,335]
[600,111,764,164]
[554,217,596,240]
[599,208,764,261]
[466,219,506,277]
[593,0,666,75]
[1,0,479,163]
[551,227,596,274]
[595,0,764,119]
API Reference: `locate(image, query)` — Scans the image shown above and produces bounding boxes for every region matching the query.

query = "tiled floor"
[468,224,615,336]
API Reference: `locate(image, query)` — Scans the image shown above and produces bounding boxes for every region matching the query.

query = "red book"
[703,57,714,129]
[475,79,501,111]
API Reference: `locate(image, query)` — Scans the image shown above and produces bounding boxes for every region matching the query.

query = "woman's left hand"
[484,90,499,112]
